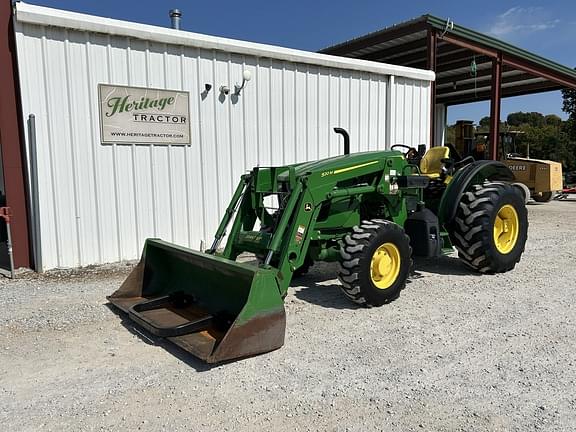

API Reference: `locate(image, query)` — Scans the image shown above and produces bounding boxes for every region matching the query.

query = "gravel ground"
[1,199,576,432]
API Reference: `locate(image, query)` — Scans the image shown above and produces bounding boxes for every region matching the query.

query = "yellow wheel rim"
[370,243,401,289]
[493,204,519,254]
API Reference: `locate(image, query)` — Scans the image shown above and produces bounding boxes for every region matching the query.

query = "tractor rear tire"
[450,182,528,273]
[338,220,411,307]
[533,191,553,203]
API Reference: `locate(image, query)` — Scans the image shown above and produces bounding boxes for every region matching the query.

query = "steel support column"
[0,1,31,268]
[489,53,502,160]
[427,28,437,147]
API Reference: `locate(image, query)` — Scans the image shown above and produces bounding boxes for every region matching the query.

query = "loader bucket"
[108,239,286,363]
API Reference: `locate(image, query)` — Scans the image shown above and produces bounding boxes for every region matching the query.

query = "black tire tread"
[532,191,553,203]
[450,181,528,273]
[337,219,412,306]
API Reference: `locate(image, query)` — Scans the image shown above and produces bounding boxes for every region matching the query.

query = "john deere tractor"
[109,128,528,363]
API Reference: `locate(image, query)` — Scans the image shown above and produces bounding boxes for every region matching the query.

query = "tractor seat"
[419,146,450,178]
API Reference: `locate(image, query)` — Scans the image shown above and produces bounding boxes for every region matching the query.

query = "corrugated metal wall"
[388,76,432,147]
[15,11,431,270]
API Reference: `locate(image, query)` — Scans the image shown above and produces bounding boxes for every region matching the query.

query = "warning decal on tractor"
[295,225,306,243]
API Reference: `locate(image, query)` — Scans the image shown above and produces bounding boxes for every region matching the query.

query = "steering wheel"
[391,144,419,161]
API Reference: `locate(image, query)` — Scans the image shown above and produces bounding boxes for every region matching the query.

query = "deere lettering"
[106,95,175,117]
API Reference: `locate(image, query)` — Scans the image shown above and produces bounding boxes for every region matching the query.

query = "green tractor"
[109,128,528,363]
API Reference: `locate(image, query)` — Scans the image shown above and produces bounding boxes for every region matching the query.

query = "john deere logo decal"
[304,203,312,212]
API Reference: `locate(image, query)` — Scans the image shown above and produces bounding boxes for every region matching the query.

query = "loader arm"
[214,172,316,298]
[213,152,417,298]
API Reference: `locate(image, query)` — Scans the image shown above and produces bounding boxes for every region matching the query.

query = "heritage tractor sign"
[98,84,190,145]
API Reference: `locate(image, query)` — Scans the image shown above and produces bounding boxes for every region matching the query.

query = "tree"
[544,114,562,127]
[479,116,490,129]
[507,112,545,128]
[562,87,576,122]
[561,75,576,171]
[562,84,576,139]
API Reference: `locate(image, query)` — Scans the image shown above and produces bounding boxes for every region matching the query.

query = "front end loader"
[109,129,528,363]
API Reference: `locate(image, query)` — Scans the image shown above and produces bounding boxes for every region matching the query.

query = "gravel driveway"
[1,199,576,431]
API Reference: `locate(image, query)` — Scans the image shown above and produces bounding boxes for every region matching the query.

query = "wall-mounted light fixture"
[234,70,252,96]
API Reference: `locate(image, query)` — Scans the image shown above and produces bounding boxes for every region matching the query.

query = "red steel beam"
[365,43,466,66]
[436,72,539,96]
[0,1,31,268]
[435,55,492,74]
[439,33,498,58]
[503,55,576,89]
[438,82,563,105]
[436,65,516,86]
[439,32,576,90]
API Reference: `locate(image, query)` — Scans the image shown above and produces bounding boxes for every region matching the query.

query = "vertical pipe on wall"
[385,75,395,147]
[27,114,42,271]
[489,53,502,160]
[426,28,437,148]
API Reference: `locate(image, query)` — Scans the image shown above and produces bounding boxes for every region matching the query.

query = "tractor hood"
[279,150,404,180]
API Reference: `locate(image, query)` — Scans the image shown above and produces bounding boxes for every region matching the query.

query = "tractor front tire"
[338,220,411,307]
[451,182,528,273]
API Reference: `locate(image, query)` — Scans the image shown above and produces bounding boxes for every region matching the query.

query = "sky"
[25,0,576,125]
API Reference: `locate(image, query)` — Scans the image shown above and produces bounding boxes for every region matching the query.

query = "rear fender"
[438,161,514,226]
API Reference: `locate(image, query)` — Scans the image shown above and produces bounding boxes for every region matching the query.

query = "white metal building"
[13,2,434,270]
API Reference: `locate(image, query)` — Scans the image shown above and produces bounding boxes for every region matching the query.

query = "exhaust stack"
[169,9,182,30]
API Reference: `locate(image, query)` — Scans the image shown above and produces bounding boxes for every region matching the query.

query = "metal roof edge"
[425,15,576,81]
[14,2,435,82]
[318,15,429,54]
